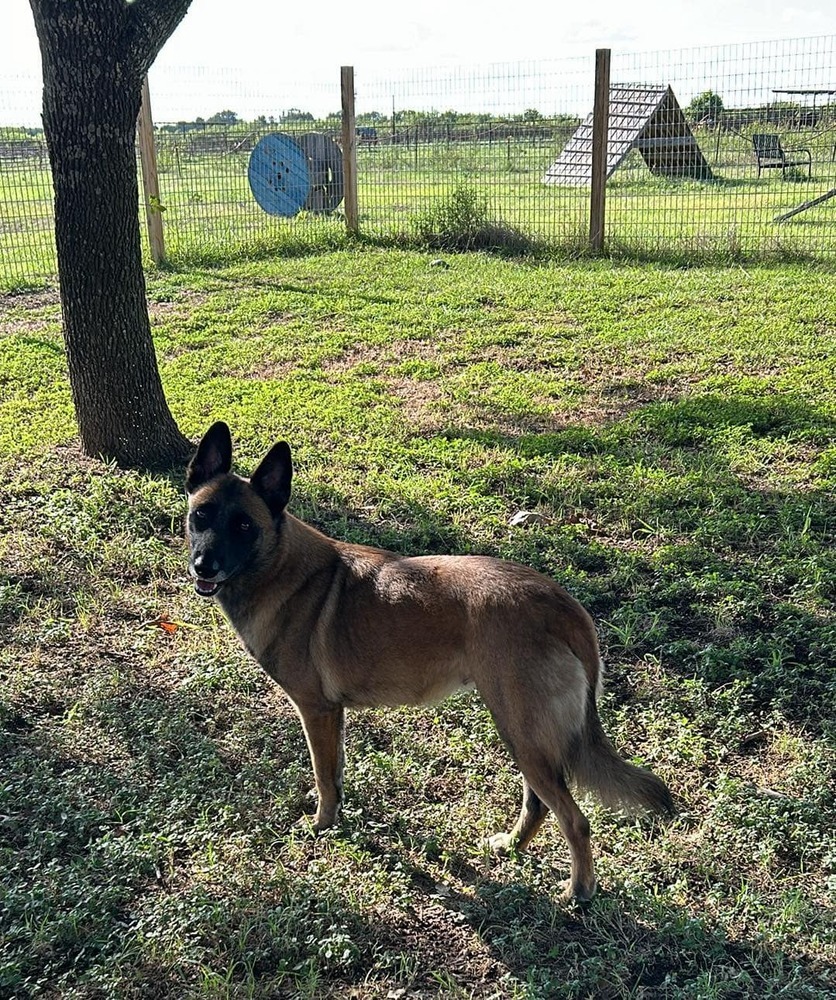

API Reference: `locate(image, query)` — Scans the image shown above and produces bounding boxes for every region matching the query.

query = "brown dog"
[186,421,672,900]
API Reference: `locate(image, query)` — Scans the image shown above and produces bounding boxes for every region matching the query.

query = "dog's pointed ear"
[250,440,293,518]
[186,421,233,493]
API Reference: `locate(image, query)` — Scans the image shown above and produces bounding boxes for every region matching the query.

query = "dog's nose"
[192,553,220,577]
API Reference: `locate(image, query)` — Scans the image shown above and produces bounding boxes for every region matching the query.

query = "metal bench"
[752,133,812,179]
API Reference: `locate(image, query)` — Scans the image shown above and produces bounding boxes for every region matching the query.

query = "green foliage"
[411,184,535,252]
[1,251,835,997]
[0,126,43,140]
[687,90,725,122]
[206,109,240,125]
[280,108,315,123]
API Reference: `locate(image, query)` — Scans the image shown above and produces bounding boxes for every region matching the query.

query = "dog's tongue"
[195,579,218,595]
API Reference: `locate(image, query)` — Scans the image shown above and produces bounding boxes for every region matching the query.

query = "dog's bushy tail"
[567,692,674,816]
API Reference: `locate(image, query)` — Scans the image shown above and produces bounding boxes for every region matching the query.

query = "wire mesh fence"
[136,68,346,266]
[1,35,835,289]
[0,70,55,289]
[605,36,836,257]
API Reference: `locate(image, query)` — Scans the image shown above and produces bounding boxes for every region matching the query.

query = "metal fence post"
[137,76,165,265]
[341,66,359,236]
[589,48,611,253]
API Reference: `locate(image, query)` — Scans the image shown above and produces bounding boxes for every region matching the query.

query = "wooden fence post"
[137,76,165,265]
[589,48,611,253]
[341,66,359,236]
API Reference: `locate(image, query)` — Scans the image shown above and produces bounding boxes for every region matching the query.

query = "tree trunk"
[30,0,194,468]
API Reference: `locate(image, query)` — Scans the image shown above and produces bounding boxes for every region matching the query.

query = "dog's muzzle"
[193,577,222,598]
[189,556,227,598]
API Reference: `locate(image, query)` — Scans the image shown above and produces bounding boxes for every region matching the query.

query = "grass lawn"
[1,248,835,998]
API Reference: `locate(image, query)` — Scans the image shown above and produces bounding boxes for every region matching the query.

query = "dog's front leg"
[295,702,346,831]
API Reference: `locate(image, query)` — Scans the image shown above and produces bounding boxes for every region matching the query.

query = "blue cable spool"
[248,133,311,217]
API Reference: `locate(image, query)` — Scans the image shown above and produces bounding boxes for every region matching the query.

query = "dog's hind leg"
[492,752,596,902]
[526,756,596,901]
[488,776,548,854]
[295,702,345,832]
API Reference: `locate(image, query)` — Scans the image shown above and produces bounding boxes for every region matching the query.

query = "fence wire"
[1,35,835,289]
[0,69,55,289]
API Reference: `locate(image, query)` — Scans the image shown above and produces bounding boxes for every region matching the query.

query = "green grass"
[1,250,835,997]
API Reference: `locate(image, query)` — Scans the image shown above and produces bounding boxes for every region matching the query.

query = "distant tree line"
[150,96,833,136]
[154,107,582,133]
[684,90,831,130]
[150,108,588,152]
[3,94,832,156]
[158,108,318,133]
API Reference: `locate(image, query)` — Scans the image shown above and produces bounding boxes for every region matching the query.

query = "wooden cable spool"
[247,133,311,216]
[296,132,345,213]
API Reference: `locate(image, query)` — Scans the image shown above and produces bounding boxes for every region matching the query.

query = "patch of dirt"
[0,287,62,339]
[364,898,506,997]
[147,289,210,321]
[52,440,106,472]
[306,338,450,430]
[577,382,682,426]
[319,337,444,375]
[385,377,446,431]
[241,358,300,381]
[0,287,59,315]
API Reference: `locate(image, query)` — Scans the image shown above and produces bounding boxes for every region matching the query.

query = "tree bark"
[29,0,194,468]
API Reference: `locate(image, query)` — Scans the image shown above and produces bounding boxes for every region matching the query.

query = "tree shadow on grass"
[5,688,830,999]
[182,265,420,311]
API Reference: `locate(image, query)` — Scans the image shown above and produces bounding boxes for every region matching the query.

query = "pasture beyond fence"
[1,34,835,289]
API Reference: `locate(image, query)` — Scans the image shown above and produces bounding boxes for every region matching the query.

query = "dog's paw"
[486,832,516,856]
[560,877,597,903]
[294,812,335,837]
[311,809,340,834]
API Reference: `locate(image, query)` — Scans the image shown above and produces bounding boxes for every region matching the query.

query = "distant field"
[2,128,836,290]
[1,249,834,997]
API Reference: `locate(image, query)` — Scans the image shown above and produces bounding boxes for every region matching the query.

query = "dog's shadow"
[346,828,827,996]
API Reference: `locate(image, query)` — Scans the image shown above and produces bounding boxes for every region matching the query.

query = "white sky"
[2,0,833,124]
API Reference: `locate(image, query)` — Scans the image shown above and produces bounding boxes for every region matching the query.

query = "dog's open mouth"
[194,578,222,598]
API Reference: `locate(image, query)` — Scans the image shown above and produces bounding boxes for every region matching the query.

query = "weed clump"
[412,185,535,254]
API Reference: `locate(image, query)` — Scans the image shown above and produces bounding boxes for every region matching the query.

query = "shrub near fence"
[1,34,835,289]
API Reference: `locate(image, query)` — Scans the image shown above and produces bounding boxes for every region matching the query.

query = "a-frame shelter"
[543,85,713,186]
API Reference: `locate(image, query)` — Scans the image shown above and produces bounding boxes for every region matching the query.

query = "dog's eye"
[237,518,251,532]
[193,505,214,525]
